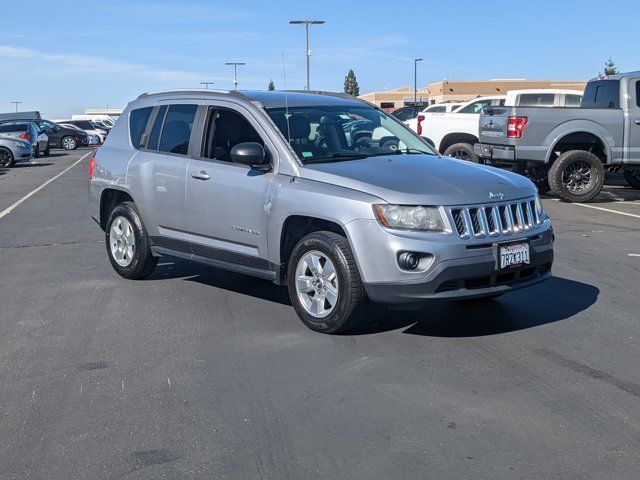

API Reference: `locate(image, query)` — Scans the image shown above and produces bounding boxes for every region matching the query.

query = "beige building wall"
[359,80,587,109]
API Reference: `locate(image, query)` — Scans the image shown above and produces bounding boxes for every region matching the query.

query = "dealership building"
[359,79,587,110]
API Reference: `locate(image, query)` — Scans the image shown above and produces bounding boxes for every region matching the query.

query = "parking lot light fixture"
[225,63,246,91]
[10,101,22,112]
[200,82,215,89]
[289,19,325,90]
[414,59,423,105]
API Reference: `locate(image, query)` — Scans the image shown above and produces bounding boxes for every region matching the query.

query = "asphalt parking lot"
[0,150,639,479]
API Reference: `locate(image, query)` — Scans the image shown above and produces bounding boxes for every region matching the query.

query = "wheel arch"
[545,122,613,165]
[439,132,479,154]
[99,187,134,230]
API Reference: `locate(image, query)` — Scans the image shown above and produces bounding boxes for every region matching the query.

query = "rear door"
[185,101,276,272]
[625,77,640,164]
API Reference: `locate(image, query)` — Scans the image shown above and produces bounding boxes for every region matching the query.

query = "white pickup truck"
[407,89,583,162]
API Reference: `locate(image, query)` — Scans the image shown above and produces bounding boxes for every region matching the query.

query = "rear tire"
[287,231,368,334]
[623,169,640,189]
[105,202,158,280]
[61,136,77,150]
[443,143,479,163]
[548,150,604,203]
[0,147,15,168]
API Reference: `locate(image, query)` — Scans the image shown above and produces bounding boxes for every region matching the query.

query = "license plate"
[496,242,530,270]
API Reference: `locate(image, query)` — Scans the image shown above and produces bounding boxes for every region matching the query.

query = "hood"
[300,155,536,205]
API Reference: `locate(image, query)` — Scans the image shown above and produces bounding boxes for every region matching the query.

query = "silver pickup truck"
[474,72,640,202]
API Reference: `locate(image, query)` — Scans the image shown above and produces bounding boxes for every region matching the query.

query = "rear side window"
[147,106,168,150]
[636,82,640,108]
[427,106,446,113]
[458,100,493,114]
[582,80,620,109]
[518,93,555,106]
[565,94,582,107]
[129,107,153,149]
[0,124,27,133]
[158,104,198,155]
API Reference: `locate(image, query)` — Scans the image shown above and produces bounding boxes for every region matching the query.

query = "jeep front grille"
[447,198,542,239]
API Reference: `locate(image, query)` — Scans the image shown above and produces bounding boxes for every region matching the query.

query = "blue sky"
[1,0,638,118]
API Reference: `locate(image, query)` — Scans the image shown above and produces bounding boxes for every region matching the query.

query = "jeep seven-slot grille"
[447,198,542,239]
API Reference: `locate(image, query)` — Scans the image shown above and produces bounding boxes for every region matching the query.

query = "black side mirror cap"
[230,142,270,171]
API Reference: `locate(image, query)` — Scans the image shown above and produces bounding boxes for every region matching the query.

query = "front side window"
[266,103,435,164]
[158,104,197,155]
[457,100,493,114]
[129,107,152,149]
[202,108,264,162]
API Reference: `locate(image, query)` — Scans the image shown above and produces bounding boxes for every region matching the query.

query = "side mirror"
[230,142,270,171]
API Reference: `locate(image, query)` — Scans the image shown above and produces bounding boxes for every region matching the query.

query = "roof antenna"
[282,53,291,144]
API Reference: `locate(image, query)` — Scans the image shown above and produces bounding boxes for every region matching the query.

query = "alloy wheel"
[0,149,12,167]
[109,216,136,267]
[62,137,76,150]
[295,250,339,318]
[562,160,593,193]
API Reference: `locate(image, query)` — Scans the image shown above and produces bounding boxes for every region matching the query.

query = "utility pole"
[200,82,215,89]
[10,101,22,113]
[414,58,423,105]
[289,19,325,90]
[225,63,245,91]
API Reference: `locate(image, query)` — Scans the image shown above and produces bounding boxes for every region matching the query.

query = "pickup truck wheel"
[548,150,604,203]
[288,231,368,334]
[105,201,158,280]
[443,143,479,163]
[623,170,640,189]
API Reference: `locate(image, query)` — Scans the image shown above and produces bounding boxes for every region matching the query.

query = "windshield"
[265,104,435,164]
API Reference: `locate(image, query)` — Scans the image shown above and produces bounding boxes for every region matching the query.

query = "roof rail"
[136,88,237,99]
[282,90,356,100]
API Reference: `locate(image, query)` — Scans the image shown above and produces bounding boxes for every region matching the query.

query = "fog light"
[398,252,419,270]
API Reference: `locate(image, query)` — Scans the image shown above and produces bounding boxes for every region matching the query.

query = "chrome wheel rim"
[62,137,76,149]
[562,160,593,193]
[109,216,135,267]
[295,250,339,318]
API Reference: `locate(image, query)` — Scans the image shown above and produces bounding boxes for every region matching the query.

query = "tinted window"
[518,93,556,106]
[565,94,582,107]
[77,121,93,130]
[391,107,415,121]
[582,80,620,109]
[147,106,167,150]
[0,124,27,133]
[129,107,153,149]
[158,104,197,154]
[203,108,264,161]
[636,82,640,108]
[426,106,446,113]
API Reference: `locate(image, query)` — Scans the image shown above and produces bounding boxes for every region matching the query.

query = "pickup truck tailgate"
[478,107,510,146]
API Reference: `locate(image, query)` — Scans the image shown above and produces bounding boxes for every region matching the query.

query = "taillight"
[417,115,425,136]
[88,156,96,179]
[19,133,30,141]
[507,116,528,138]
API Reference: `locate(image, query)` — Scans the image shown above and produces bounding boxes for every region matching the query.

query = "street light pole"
[225,62,246,91]
[10,101,22,113]
[200,82,215,89]
[289,19,325,90]
[414,58,423,105]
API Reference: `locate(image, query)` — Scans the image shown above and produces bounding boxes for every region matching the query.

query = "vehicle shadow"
[540,173,640,203]
[12,162,54,168]
[349,276,599,337]
[152,259,598,337]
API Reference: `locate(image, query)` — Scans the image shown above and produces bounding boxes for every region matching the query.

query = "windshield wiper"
[303,152,369,163]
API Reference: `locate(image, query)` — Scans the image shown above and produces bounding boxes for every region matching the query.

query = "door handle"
[635,119,640,125]
[190,171,210,180]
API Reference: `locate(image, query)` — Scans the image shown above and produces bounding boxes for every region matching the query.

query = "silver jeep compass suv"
[88,89,553,333]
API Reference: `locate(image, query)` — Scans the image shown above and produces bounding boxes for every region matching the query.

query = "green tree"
[343,69,360,96]
[268,79,275,91]
[602,57,619,76]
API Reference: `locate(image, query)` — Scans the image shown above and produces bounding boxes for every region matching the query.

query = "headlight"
[534,195,545,219]
[373,204,444,231]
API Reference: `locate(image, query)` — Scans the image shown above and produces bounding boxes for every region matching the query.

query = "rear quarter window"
[129,107,153,149]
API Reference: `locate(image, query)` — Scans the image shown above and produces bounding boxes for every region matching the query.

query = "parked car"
[71,114,116,128]
[89,89,553,333]
[0,122,48,157]
[389,105,426,122]
[0,136,33,167]
[34,120,88,150]
[475,72,640,202]
[407,89,585,162]
[59,120,107,143]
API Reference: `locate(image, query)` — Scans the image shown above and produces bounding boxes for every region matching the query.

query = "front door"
[626,78,640,164]
[185,102,276,271]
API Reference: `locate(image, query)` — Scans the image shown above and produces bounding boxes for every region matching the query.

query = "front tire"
[0,147,14,167]
[443,142,479,163]
[623,170,640,189]
[287,231,368,334]
[548,150,604,203]
[61,136,77,150]
[105,202,158,280]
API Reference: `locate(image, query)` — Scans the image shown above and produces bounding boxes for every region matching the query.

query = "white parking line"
[568,202,640,220]
[0,151,91,221]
